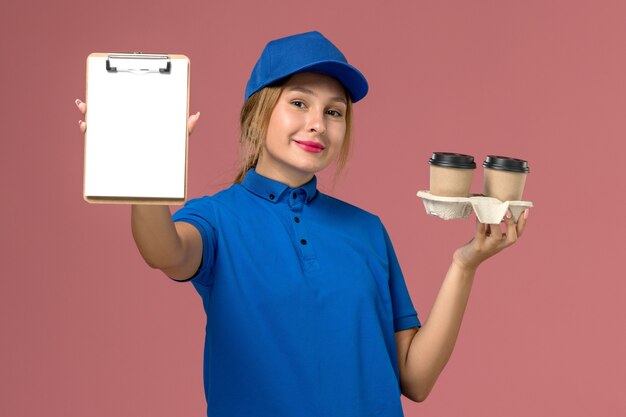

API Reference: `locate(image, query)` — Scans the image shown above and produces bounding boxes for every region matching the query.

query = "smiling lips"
[293,140,325,153]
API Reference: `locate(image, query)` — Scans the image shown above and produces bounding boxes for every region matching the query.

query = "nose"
[306,110,326,134]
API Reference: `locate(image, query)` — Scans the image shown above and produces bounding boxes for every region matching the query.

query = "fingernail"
[196,112,200,117]
[505,211,511,219]
[75,99,82,105]
[524,209,529,219]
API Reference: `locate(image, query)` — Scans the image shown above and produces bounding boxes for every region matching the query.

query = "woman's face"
[255,72,348,187]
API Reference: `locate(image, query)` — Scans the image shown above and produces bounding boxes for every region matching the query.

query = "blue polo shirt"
[172,168,420,417]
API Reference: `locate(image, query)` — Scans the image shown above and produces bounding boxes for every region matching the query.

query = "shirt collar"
[241,168,318,204]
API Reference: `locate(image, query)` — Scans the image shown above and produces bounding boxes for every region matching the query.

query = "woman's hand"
[452,210,529,271]
[74,99,201,134]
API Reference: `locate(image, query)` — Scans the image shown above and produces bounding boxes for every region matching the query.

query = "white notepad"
[83,53,189,204]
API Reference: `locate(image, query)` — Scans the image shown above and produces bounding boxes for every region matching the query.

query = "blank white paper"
[84,54,189,200]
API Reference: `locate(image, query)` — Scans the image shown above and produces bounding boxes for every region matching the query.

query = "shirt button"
[300,239,307,245]
[269,194,275,200]
[292,192,297,199]
[294,217,300,223]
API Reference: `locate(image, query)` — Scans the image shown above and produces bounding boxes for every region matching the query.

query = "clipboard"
[83,52,190,204]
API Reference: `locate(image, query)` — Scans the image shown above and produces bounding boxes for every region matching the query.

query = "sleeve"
[171,197,217,287]
[381,222,421,332]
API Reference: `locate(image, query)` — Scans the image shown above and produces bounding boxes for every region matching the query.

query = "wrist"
[452,249,480,275]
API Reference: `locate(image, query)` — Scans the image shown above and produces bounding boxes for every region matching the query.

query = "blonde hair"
[234,83,354,185]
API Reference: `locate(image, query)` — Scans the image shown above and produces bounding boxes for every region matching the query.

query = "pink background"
[2,0,625,415]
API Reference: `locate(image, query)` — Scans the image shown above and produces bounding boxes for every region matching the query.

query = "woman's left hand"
[452,209,529,271]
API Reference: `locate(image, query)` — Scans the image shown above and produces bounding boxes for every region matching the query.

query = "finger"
[78,120,86,134]
[516,209,529,238]
[474,215,487,243]
[488,222,502,240]
[503,211,518,246]
[188,112,200,135]
[75,99,86,115]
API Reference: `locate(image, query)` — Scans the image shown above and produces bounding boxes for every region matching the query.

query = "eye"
[291,100,306,108]
[326,109,343,118]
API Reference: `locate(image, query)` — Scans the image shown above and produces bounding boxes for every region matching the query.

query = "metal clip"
[106,53,171,74]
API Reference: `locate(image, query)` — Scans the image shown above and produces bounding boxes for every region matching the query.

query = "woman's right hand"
[74,98,204,280]
[74,99,201,135]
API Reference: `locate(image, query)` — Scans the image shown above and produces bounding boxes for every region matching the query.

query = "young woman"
[76,31,528,417]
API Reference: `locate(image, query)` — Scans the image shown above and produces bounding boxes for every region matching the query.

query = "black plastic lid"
[428,152,476,169]
[482,155,530,173]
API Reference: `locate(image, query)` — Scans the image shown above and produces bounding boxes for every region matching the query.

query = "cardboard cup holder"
[415,191,474,220]
[416,191,533,223]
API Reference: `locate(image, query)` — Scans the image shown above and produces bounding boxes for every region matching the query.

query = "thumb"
[188,112,200,136]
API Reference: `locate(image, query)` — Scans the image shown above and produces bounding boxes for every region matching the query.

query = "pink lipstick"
[294,140,325,153]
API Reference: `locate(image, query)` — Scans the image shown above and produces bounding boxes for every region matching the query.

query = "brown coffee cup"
[482,155,530,202]
[429,152,476,197]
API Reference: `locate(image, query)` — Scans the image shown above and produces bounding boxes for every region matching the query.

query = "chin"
[294,162,330,175]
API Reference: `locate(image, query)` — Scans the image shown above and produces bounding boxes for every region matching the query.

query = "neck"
[254,158,314,188]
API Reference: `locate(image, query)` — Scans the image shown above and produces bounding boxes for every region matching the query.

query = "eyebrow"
[286,86,348,105]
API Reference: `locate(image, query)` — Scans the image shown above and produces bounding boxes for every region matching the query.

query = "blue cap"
[244,31,369,103]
